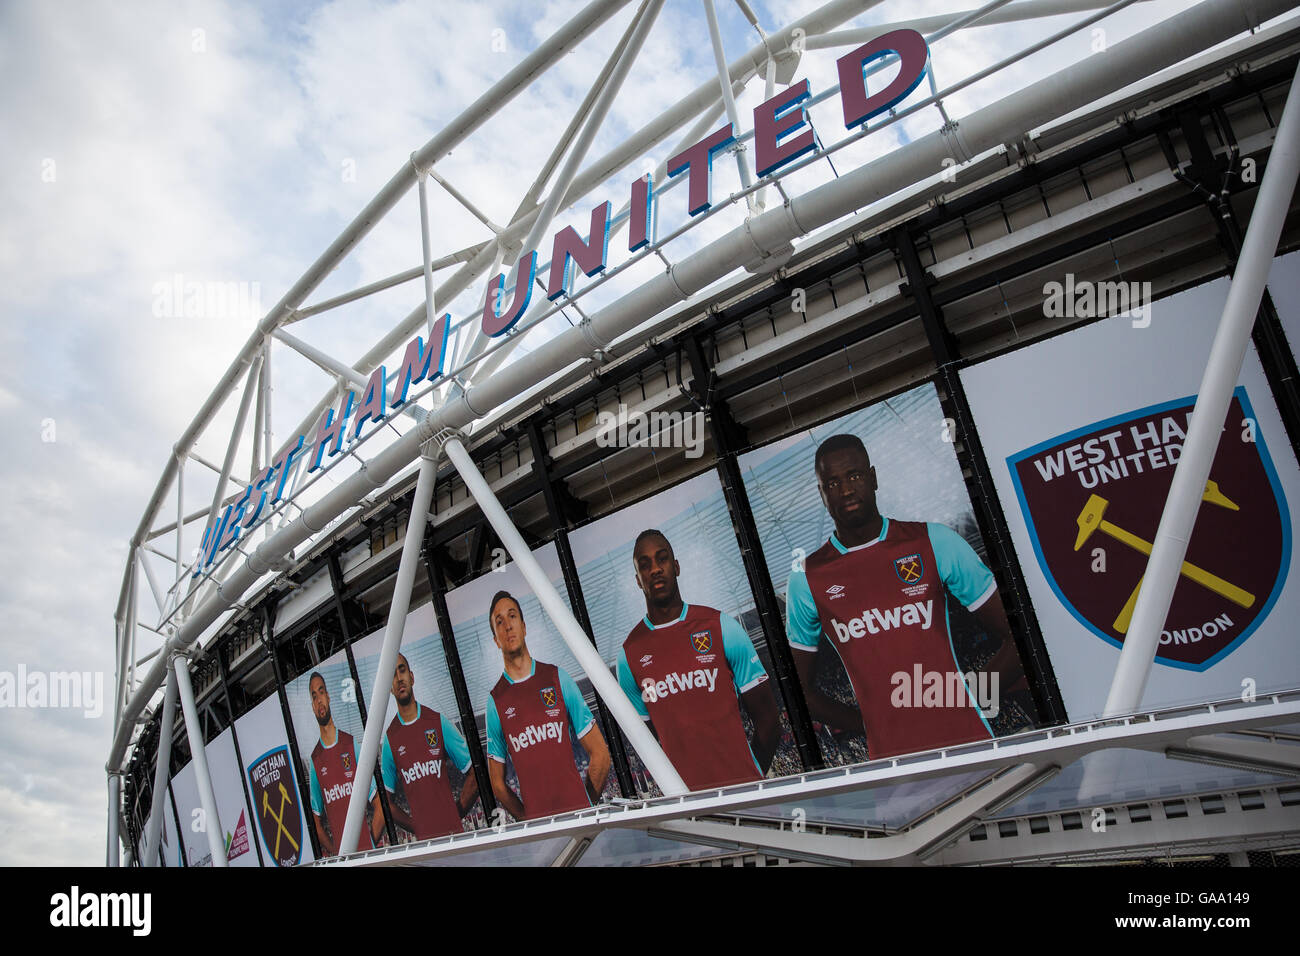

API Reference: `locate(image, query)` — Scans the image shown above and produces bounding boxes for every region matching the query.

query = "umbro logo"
[826,584,846,599]
[640,654,653,666]
[398,745,406,755]
[505,707,516,718]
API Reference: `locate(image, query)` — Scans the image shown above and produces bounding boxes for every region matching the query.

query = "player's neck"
[646,595,684,627]
[836,513,884,548]
[503,648,533,682]
[320,722,337,747]
[398,698,419,723]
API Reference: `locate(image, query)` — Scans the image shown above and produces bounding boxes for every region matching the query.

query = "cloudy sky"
[0,0,1249,866]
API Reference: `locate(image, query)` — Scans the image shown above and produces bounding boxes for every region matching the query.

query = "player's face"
[392,656,414,706]
[491,598,526,655]
[310,676,332,727]
[633,535,680,607]
[817,447,879,531]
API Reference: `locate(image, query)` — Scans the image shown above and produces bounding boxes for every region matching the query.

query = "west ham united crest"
[425,728,438,750]
[1008,388,1290,670]
[540,686,558,708]
[247,746,303,866]
[690,629,713,653]
[894,554,924,583]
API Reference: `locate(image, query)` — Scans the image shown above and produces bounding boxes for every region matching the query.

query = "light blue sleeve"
[558,667,596,739]
[721,613,769,693]
[784,569,822,651]
[380,733,396,793]
[928,522,997,609]
[616,647,650,720]
[441,714,472,773]
[484,695,506,763]
[308,758,322,815]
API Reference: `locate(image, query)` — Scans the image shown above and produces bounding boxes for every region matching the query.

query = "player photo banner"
[738,382,1040,767]
[347,620,487,841]
[284,644,384,857]
[566,470,802,793]
[444,546,619,820]
[1009,388,1289,671]
[961,273,1300,720]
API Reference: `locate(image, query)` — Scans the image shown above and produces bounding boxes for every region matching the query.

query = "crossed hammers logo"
[1072,479,1255,634]
[261,782,300,858]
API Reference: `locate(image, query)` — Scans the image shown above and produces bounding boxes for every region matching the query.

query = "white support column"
[703,0,758,211]
[251,357,265,482]
[442,433,688,795]
[416,167,440,339]
[143,667,179,867]
[1104,62,1300,716]
[466,0,665,376]
[107,772,121,867]
[138,550,166,616]
[261,338,273,472]
[273,329,424,425]
[176,455,184,579]
[337,446,440,855]
[173,653,228,867]
[186,356,263,615]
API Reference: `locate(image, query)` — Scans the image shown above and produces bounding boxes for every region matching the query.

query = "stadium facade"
[111,0,1300,867]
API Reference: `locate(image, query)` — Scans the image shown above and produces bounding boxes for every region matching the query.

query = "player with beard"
[785,434,1028,759]
[380,652,479,840]
[484,591,610,821]
[306,672,384,855]
[616,529,782,789]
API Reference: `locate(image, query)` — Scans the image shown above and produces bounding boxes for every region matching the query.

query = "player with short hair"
[617,529,782,789]
[306,671,384,855]
[785,433,1027,759]
[381,652,480,841]
[483,591,611,821]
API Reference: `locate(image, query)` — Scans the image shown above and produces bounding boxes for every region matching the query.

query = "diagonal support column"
[107,772,122,867]
[1104,61,1300,716]
[702,0,758,212]
[441,431,688,795]
[173,653,228,867]
[337,443,441,855]
[143,667,179,867]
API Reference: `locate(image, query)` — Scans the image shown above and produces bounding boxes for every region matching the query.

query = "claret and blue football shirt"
[617,604,769,789]
[785,518,997,758]
[308,728,376,851]
[381,703,473,841]
[485,659,595,819]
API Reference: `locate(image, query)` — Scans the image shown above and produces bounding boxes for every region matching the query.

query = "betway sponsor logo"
[401,759,443,785]
[640,668,719,703]
[829,600,933,641]
[509,721,564,751]
[323,780,354,804]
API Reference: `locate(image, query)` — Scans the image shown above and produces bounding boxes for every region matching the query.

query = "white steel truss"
[109,0,1300,865]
